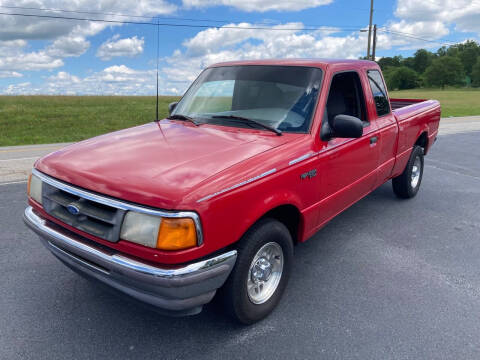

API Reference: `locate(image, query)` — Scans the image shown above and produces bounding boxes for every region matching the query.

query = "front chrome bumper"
[23,206,237,316]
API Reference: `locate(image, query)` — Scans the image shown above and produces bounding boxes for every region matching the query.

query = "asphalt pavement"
[1,130,480,359]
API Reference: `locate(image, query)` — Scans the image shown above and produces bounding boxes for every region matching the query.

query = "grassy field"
[389,88,480,118]
[0,96,180,147]
[1,89,479,146]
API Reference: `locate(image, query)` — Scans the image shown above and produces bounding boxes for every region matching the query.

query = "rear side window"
[367,70,390,116]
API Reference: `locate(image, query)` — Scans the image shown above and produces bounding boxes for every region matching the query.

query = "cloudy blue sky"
[0,0,478,95]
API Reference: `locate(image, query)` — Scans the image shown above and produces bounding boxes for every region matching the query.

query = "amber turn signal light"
[27,173,32,195]
[156,218,197,251]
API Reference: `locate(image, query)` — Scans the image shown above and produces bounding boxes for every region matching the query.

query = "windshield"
[172,65,323,133]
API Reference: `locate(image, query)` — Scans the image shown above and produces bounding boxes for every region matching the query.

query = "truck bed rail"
[390,98,427,110]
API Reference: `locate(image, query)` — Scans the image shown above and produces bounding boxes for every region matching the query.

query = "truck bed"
[390,98,427,110]
[391,98,440,124]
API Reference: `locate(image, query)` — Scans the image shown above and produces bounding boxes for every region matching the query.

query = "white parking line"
[0,156,39,162]
[0,180,28,186]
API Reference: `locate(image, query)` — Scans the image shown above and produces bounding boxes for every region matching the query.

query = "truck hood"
[36,121,291,209]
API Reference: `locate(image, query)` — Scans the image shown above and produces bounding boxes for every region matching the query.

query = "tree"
[412,49,433,74]
[424,56,465,88]
[377,55,403,70]
[472,58,480,87]
[452,40,480,77]
[402,56,415,70]
[436,46,448,57]
[384,66,419,90]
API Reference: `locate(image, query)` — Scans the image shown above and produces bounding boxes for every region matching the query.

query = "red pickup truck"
[24,59,440,324]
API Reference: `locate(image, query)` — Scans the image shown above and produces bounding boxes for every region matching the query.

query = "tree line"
[374,40,480,90]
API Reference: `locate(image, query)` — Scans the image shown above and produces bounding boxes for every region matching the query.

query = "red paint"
[33,59,441,265]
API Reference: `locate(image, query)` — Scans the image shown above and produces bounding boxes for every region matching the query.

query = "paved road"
[1,130,479,359]
[1,116,479,184]
[0,143,69,184]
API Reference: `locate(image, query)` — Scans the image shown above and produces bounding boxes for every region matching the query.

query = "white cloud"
[389,20,449,40]
[0,0,175,73]
[0,38,64,73]
[47,35,91,57]
[0,0,176,41]
[394,0,480,35]
[0,49,63,71]
[182,0,333,12]
[3,82,31,94]
[0,70,22,78]
[380,20,450,50]
[0,39,28,48]
[97,35,145,60]
[0,22,373,95]
[161,23,367,94]
[2,66,157,95]
[48,71,81,83]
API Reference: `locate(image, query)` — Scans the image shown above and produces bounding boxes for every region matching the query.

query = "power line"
[0,4,155,19]
[0,9,460,47]
[379,29,457,46]
[0,5,365,28]
[0,4,239,23]
[384,29,457,45]
[0,11,363,32]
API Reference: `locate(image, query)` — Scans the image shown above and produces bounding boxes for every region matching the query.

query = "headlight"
[120,211,198,251]
[28,173,43,204]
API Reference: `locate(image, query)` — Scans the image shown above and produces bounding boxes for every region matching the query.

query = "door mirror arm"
[168,102,179,115]
[320,118,334,141]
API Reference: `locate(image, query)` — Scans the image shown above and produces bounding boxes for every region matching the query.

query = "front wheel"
[220,218,294,324]
[392,145,424,199]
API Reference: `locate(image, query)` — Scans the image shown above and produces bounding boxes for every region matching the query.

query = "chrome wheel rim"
[411,156,421,188]
[247,242,284,304]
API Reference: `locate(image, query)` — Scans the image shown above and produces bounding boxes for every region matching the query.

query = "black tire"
[220,218,294,324]
[392,145,424,199]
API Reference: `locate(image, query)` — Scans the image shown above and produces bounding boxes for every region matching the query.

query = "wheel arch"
[259,204,303,245]
[415,130,429,154]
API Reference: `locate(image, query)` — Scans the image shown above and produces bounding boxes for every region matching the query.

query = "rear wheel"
[392,145,424,199]
[221,218,293,324]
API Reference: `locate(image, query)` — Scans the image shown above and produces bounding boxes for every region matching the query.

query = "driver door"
[315,71,380,226]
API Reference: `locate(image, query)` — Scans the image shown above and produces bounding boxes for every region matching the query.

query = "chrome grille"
[42,182,126,242]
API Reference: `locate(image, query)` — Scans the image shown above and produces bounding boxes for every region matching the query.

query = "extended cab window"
[173,65,323,133]
[325,71,367,125]
[367,70,390,116]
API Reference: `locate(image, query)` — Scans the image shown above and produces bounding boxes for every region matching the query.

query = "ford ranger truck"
[24,59,441,324]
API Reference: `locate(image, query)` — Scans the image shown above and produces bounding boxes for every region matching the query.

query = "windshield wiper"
[211,115,282,136]
[167,114,200,126]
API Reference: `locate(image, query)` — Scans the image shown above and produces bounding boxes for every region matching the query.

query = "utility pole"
[372,24,377,61]
[367,0,374,59]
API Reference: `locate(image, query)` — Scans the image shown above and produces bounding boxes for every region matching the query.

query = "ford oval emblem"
[67,204,80,215]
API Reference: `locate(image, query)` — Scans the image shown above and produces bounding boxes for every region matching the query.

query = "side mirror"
[168,102,178,115]
[331,114,363,139]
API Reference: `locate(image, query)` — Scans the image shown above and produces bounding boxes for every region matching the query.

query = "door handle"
[370,136,378,144]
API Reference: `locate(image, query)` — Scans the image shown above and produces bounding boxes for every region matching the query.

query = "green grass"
[1,90,479,146]
[0,96,180,147]
[189,96,232,113]
[389,88,480,118]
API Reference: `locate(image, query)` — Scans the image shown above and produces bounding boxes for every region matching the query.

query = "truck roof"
[209,58,377,69]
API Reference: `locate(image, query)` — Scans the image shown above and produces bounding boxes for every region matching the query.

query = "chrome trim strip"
[32,168,204,245]
[287,142,361,167]
[288,153,315,166]
[196,168,276,203]
[25,206,236,278]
